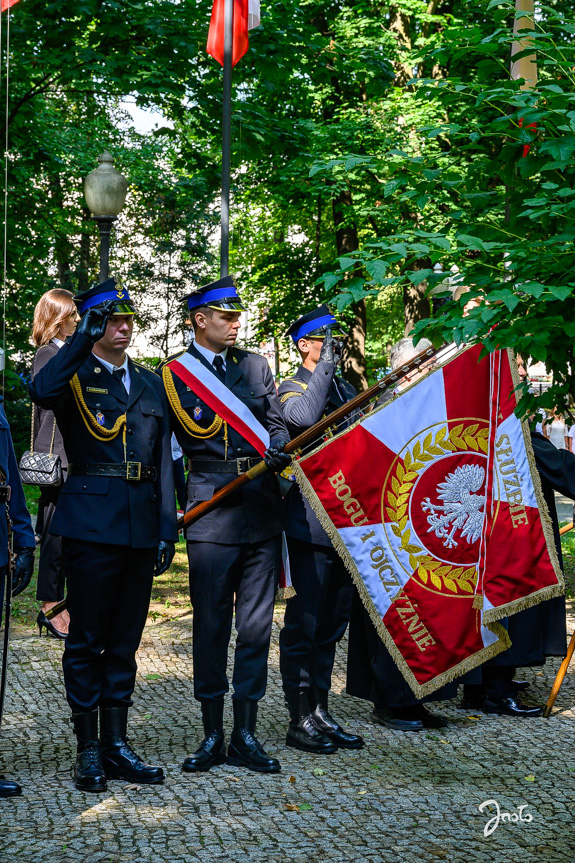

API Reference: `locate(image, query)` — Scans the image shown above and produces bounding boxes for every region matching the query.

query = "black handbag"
[19,409,62,487]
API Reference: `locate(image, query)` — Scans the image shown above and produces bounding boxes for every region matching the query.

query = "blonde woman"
[32,289,79,638]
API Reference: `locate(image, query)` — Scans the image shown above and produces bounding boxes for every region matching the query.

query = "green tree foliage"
[313,1,575,416]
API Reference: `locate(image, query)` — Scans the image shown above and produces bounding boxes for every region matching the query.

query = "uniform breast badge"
[193,406,202,420]
[96,411,105,426]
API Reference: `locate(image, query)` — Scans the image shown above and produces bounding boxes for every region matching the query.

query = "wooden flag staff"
[176,344,439,531]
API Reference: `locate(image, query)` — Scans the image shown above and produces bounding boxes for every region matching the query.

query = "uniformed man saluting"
[29,279,177,793]
[160,276,290,774]
[278,306,363,754]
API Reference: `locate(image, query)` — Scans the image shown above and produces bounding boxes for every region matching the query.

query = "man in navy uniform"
[0,396,36,797]
[278,306,364,754]
[30,279,177,793]
[160,276,290,774]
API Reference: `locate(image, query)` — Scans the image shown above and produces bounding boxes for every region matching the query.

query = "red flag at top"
[1,0,22,10]
[207,0,249,68]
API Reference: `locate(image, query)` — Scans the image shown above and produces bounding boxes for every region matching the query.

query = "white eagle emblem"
[421,464,486,549]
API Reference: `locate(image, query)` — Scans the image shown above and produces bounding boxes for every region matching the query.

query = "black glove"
[264,443,291,473]
[12,547,35,597]
[319,332,343,367]
[76,299,116,344]
[154,540,176,576]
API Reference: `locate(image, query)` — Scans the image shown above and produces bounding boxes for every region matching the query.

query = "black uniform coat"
[29,331,177,548]
[32,341,68,467]
[277,361,357,548]
[490,431,571,666]
[0,398,35,569]
[161,342,288,544]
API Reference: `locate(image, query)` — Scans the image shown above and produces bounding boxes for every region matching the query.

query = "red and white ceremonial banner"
[168,352,270,457]
[294,345,563,697]
[1,0,22,10]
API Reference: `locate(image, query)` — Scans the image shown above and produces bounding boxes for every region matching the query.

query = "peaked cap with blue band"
[74,278,135,316]
[286,305,347,343]
[183,275,246,312]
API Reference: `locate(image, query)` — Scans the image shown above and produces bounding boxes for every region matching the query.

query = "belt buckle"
[126,462,141,481]
[236,457,250,475]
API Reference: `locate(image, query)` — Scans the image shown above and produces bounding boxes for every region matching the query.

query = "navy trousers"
[279,537,354,695]
[187,537,281,702]
[62,539,155,713]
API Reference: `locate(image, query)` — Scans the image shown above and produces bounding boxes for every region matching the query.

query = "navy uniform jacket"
[278,361,357,548]
[29,332,177,549]
[0,398,35,569]
[160,343,288,544]
[497,431,572,665]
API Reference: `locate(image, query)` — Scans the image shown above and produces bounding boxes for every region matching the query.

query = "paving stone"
[0,605,575,863]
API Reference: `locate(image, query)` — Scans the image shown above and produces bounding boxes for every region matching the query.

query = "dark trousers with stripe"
[62,539,155,713]
[279,537,354,695]
[187,537,281,702]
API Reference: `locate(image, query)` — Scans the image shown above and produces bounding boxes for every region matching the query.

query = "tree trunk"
[333,188,367,391]
[403,278,430,336]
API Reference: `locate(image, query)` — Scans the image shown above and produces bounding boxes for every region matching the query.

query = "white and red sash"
[168,351,270,457]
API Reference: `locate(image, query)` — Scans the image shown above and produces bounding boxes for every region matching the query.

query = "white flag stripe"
[248,0,260,29]
[361,368,448,455]
[493,413,537,508]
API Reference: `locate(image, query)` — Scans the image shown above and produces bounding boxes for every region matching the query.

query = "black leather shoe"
[370,706,424,732]
[483,696,543,718]
[512,679,530,692]
[182,699,227,772]
[310,687,364,749]
[285,690,337,754]
[417,705,449,729]
[227,701,280,773]
[100,706,163,784]
[72,711,107,793]
[0,777,21,798]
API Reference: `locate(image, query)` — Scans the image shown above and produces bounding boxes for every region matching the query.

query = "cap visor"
[206,300,246,312]
[111,302,136,315]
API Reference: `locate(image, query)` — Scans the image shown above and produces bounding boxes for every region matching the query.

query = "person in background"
[31,289,79,639]
[542,408,568,450]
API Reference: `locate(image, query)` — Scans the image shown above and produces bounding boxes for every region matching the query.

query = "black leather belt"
[0,485,11,503]
[190,457,260,475]
[68,462,157,481]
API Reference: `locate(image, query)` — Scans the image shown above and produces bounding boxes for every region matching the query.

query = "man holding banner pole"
[278,306,364,753]
[160,277,290,774]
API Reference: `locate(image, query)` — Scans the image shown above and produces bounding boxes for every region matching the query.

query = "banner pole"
[220,0,234,278]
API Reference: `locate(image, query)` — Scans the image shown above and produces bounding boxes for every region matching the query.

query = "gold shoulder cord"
[69,375,126,441]
[162,365,225,440]
[280,391,302,404]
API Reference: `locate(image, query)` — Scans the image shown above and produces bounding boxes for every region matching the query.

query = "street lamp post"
[83,152,128,283]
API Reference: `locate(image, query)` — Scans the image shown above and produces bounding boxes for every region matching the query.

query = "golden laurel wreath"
[384,423,488,596]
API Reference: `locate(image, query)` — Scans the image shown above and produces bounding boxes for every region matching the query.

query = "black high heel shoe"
[37,611,67,640]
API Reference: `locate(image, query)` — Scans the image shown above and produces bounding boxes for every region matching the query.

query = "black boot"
[182,699,227,773]
[100,706,164,785]
[227,701,280,773]
[72,710,107,793]
[310,686,364,749]
[0,776,21,798]
[285,689,337,754]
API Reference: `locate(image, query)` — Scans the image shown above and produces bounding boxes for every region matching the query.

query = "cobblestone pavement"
[1,604,575,863]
